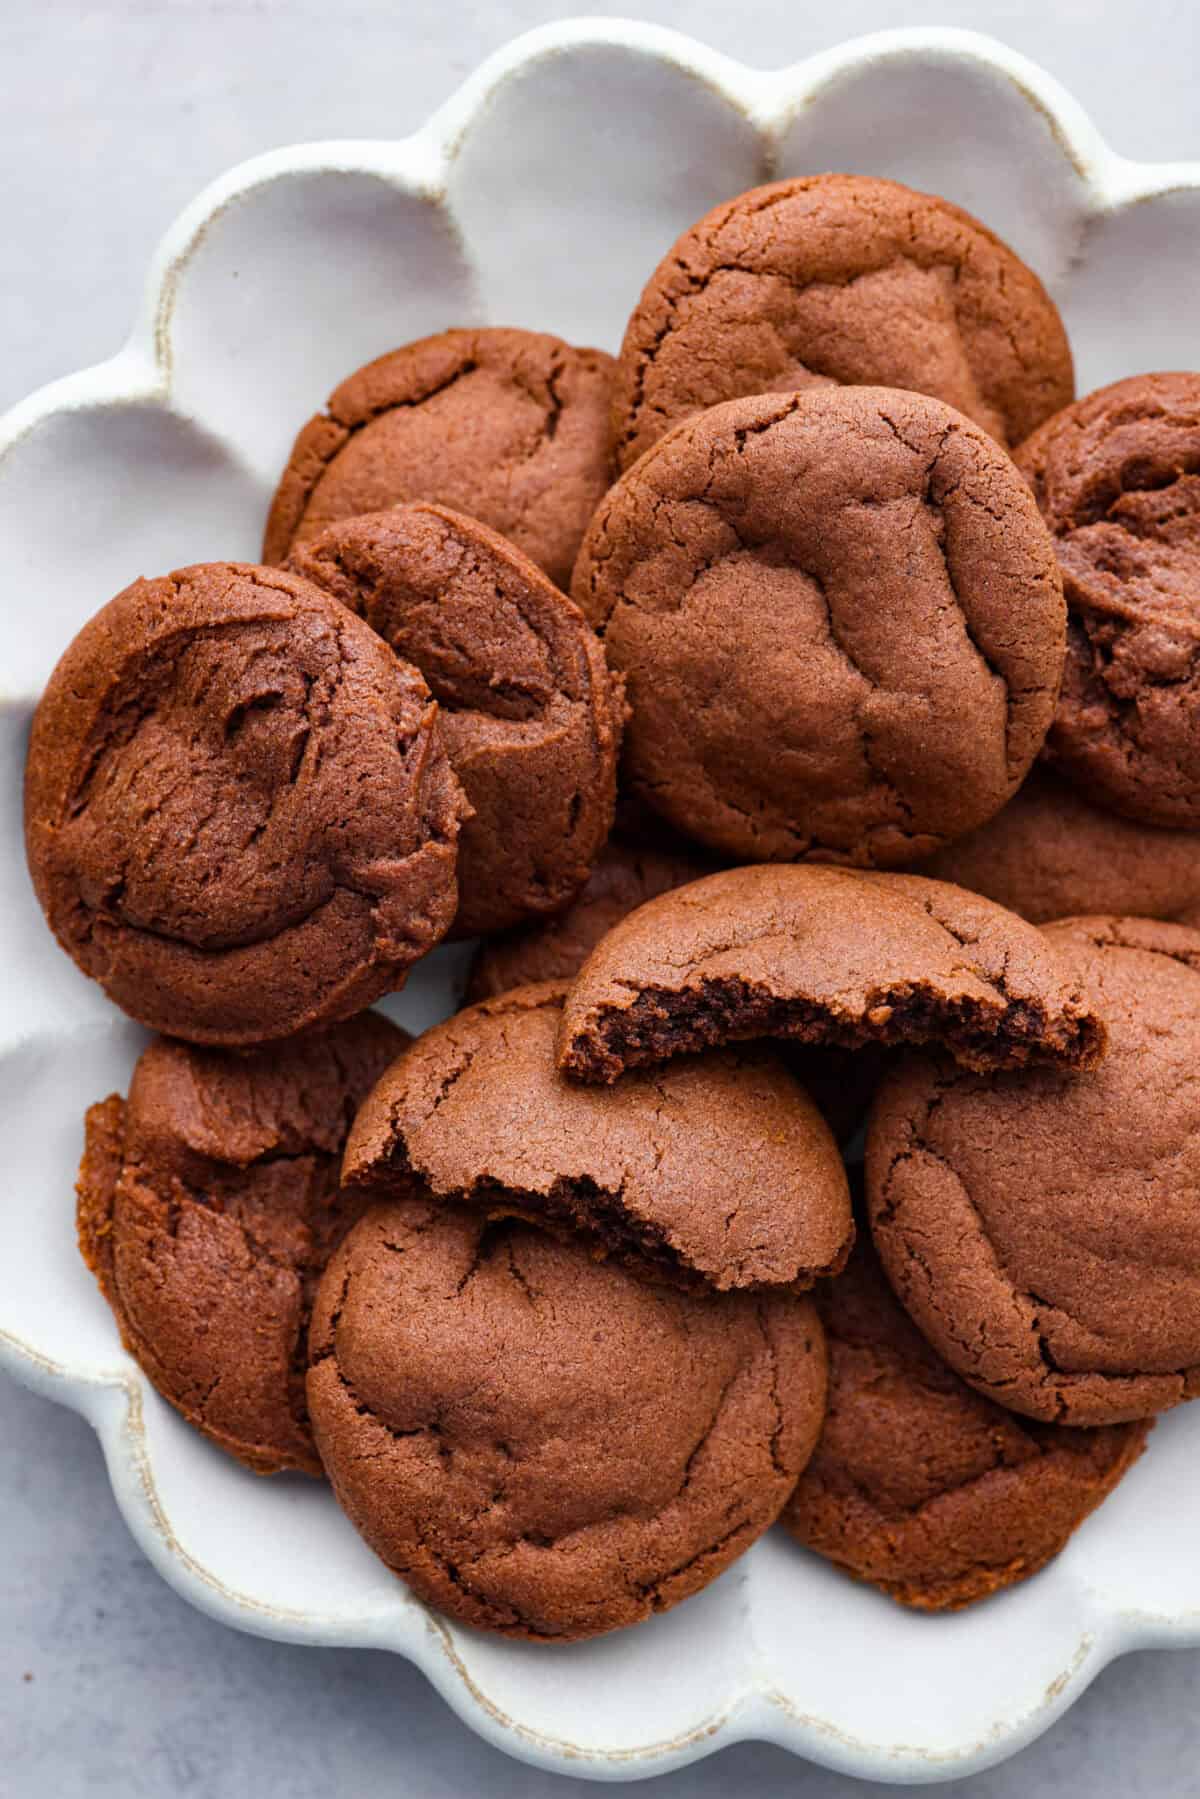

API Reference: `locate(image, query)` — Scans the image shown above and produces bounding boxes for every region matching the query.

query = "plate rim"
[3,16,1200,1783]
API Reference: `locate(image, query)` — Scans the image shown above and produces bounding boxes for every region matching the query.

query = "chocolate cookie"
[781,1228,1150,1610]
[557,865,1106,1085]
[921,767,1200,924]
[76,1012,405,1475]
[307,1198,828,1639]
[868,916,1200,1424]
[263,328,614,589]
[287,503,625,937]
[465,839,710,1000]
[1017,373,1200,827]
[465,842,882,1146]
[344,982,853,1293]
[573,388,1065,865]
[612,174,1073,469]
[24,562,464,1044]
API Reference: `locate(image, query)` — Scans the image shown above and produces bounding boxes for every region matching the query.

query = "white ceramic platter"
[3,18,1200,1785]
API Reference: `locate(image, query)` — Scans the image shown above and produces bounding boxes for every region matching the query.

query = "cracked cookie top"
[465,838,713,1001]
[306,1195,827,1640]
[611,173,1074,470]
[465,845,884,1146]
[342,981,853,1293]
[75,1011,406,1476]
[262,327,616,590]
[556,864,1106,1085]
[24,561,465,1043]
[288,503,626,938]
[866,916,1200,1425]
[572,387,1065,865]
[782,1224,1150,1610]
[920,766,1200,924]
[1015,372,1200,827]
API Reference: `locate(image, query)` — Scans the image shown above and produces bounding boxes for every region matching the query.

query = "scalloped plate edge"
[4,17,1200,1783]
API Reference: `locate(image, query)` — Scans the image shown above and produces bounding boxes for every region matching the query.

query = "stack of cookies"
[27,172,1200,1641]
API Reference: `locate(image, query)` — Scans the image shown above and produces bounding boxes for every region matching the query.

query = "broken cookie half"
[343,980,853,1296]
[555,865,1107,1085]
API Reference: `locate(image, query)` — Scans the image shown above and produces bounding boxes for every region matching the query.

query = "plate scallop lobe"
[2,22,1200,1786]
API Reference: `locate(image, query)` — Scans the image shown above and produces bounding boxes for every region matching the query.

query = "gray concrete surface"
[3,3,1199,1793]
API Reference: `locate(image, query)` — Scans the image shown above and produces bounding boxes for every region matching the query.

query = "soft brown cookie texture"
[263,328,615,589]
[556,865,1106,1086]
[465,839,711,1000]
[307,1197,828,1640]
[920,767,1200,924]
[782,1229,1150,1610]
[24,562,465,1044]
[612,173,1073,469]
[465,841,882,1146]
[868,916,1200,1425]
[1017,372,1200,827]
[573,388,1065,865]
[76,1012,405,1475]
[287,504,625,937]
[344,982,853,1293]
